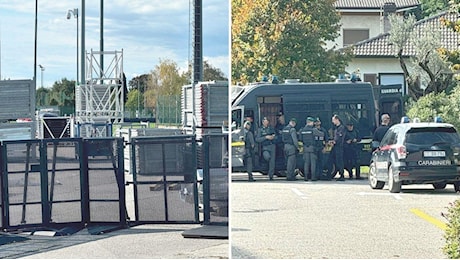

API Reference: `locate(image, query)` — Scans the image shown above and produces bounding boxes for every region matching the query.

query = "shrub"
[443,199,460,258]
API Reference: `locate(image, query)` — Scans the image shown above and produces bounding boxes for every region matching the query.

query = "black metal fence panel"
[1,139,86,230]
[3,140,44,229]
[202,134,228,225]
[130,135,199,224]
[44,140,83,225]
[83,138,126,224]
[0,138,127,231]
[0,133,222,231]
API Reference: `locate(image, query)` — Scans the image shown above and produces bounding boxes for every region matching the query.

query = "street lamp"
[67,8,79,85]
[38,64,44,88]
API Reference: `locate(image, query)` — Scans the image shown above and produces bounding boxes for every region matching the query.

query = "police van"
[231,79,403,176]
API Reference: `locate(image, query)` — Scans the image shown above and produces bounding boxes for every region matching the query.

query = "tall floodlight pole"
[34,0,38,89]
[0,27,2,80]
[38,64,44,88]
[193,0,203,85]
[100,0,104,78]
[81,0,85,86]
[67,8,79,85]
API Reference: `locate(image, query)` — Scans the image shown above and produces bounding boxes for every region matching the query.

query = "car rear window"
[405,127,460,145]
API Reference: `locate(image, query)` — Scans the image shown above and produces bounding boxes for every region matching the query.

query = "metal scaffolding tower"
[75,49,124,137]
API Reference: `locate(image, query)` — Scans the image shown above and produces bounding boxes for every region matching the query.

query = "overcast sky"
[0,0,229,88]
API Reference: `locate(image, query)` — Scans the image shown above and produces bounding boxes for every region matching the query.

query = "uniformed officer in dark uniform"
[274,112,286,169]
[243,121,256,182]
[300,117,324,181]
[331,114,346,181]
[255,117,276,180]
[314,117,329,179]
[344,121,362,179]
[282,118,299,181]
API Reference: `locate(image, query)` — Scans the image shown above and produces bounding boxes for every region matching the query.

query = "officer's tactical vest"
[244,131,252,149]
[260,127,274,146]
[300,126,314,146]
[282,126,294,144]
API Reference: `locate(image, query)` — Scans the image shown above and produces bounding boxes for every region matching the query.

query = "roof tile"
[335,0,420,9]
[351,11,460,57]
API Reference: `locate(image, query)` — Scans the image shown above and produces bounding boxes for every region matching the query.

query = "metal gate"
[129,135,200,224]
[0,138,126,232]
[0,134,226,231]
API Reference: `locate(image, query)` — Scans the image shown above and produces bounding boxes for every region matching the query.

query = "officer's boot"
[355,166,361,180]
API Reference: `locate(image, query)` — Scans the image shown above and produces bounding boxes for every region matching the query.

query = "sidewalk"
[0,224,228,259]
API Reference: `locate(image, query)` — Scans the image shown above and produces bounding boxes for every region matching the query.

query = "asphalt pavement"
[0,224,228,259]
[0,170,229,259]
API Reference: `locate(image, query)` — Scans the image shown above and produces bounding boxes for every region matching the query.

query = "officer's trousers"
[262,144,276,179]
[333,145,345,178]
[284,143,297,180]
[303,149,318,180]
[244,149,254,181]
[344,146,360,178]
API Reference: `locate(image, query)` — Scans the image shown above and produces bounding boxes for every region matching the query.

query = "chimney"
[383,2,397,33]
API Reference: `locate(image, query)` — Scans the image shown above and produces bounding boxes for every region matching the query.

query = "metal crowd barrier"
[0,138,126,232]
[201,133,229,225]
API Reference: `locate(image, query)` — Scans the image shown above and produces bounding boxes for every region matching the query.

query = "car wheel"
[369,162,384,189]
[388,166,401,193]
[432,182,447,190]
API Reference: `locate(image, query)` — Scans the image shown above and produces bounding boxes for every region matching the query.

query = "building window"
[343,29,370,46]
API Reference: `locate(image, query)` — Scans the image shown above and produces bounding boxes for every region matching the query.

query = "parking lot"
[231,171,455,259]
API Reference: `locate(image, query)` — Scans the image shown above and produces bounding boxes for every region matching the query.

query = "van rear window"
[405,127,460,145]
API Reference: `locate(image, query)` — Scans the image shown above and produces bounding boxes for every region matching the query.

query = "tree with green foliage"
[36,78,76,115]
[124,89,144,117]
[231,0,352,85]
[148,59,187,108]
[389,14,454,100]
[125,59,227,117]
[36,87,51,107]
[439,0,460,81]
[405,84,460,131]
[442,199,460,259]
[420,0,450,18]
[183,60,228,82]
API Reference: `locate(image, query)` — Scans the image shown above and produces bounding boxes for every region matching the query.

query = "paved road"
[231,172,457,259]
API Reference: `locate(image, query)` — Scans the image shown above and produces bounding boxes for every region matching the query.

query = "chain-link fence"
[156,95,181,125]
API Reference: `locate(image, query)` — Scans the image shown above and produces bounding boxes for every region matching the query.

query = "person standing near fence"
[314,117,328,179]
[300,117,323,181]
[373,113,391,143]
[331,114,346,181]
[282,118,299,181]
[243,121,256,182]
[256,117,276,180]
[344,120,361,179]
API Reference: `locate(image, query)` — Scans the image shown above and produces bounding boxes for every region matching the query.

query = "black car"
[369,119,460,193]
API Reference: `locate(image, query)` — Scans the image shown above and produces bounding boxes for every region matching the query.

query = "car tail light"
[396,145,407,159]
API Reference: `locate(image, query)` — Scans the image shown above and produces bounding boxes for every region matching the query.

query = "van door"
[231,106,245,168]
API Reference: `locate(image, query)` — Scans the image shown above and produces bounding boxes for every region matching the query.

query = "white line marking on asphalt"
[357,191,402,200]
[291,188,308,199]
[291,188,304,196]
